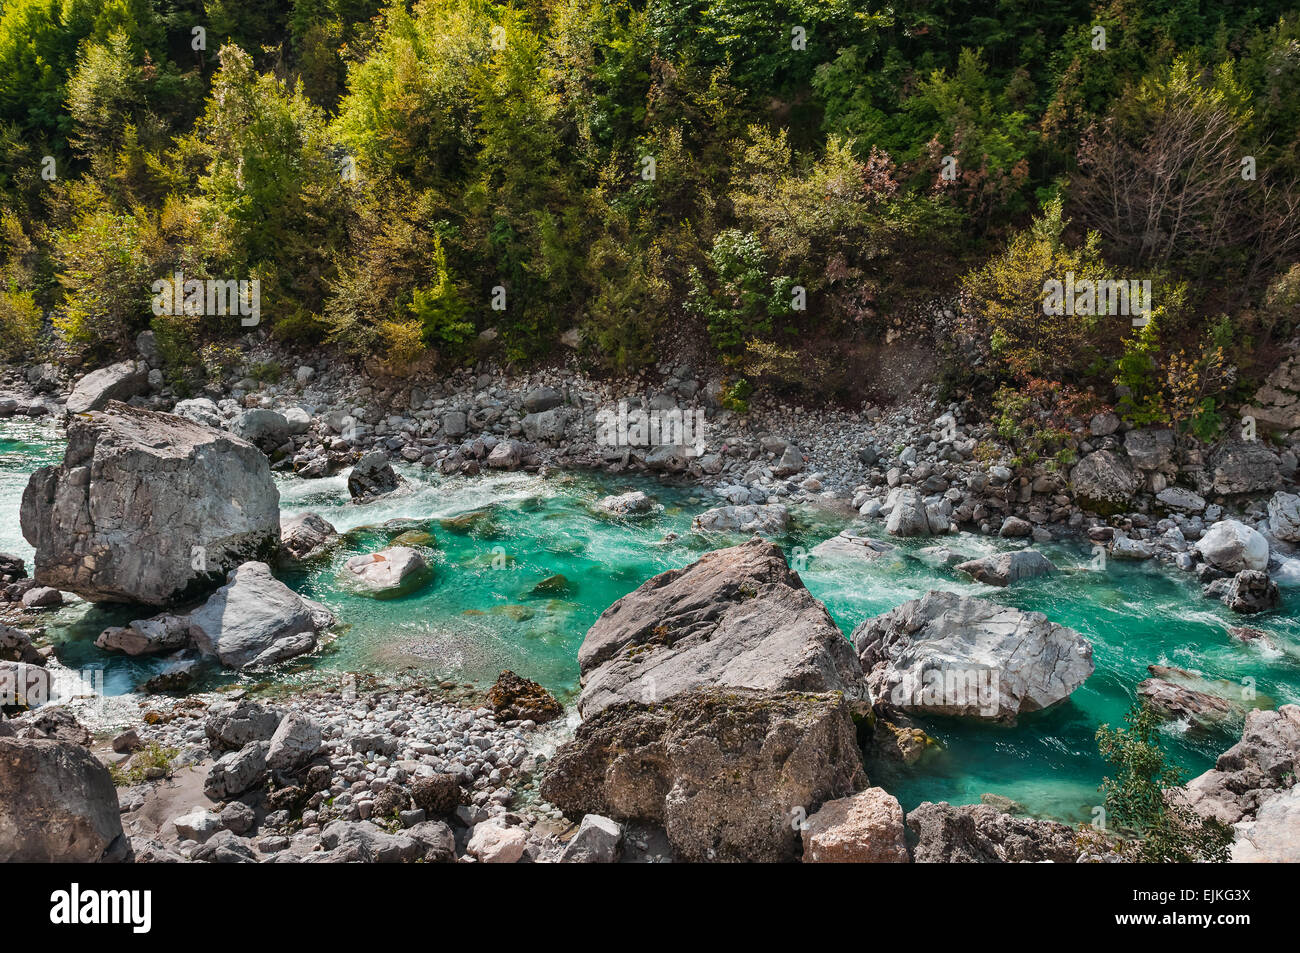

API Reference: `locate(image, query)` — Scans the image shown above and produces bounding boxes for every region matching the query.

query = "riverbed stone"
[65,361,149,415]
[802,787,909,863]
[340,547,431,598]
[1195,520,1270,572]
[189,562,333,670]
[955,550,1056,587]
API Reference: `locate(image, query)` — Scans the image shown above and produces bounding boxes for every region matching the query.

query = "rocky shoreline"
[3,342,1300,863]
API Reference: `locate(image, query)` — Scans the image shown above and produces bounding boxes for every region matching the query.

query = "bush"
[0,283,40,358]
[1096,704,1234,863]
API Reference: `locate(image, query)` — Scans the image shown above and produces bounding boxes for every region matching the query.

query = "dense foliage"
[1,0,1299,422]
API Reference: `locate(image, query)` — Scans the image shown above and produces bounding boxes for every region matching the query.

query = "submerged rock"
[341,547,431,598]
[955,549,1056,587]
[95,613,190,656]
[20,402,280,606]
[575,538,865,716]
[809,531,898,562]
[189,562,333,670]
[593,491,656,518]
[1222,570,1280,614]
[852,590,1094,723]
[1138,668,1241,730]
[541,687,866,862]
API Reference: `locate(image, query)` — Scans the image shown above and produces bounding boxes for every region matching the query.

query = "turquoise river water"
[5,416,1300,821]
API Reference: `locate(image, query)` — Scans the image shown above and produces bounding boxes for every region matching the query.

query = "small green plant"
[247,360,284,384]
[1096,704,1234,863]
[719,377,753,413]
[109,741,180,786]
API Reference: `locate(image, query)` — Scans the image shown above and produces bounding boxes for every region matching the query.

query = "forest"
[2,0,1299,452]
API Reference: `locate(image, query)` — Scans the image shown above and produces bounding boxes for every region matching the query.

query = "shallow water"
[5,418,1300,821]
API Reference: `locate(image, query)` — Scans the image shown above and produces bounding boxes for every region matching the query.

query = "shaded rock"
[406,819,456,862]
[906,801,1080,863]
[410,773,464,816]
[1267,491,1300,542]
[955,550,1056,587]
[852,590,1094,723]
[1157,487,1206,512]
[0,737,130,862]
[278,513,339,568]
[1124,428,1176,470]
[1222,570,1280,614]
[522,386,563,413]
[232,408,291,452]
[575,538,865,717]
[486,670,562,723]
[20,586,61,608]
[189,562,332,669]
[0,624,42,665]
[521,408,568,444]
[65,361,148,415]
[319,819,420,863]
[20,403,280,606]
[9,705,91,745]
[540,687,867,863]
[559,814,623,863]
[885,489,948,537]
[347,451,402,501]
[801,787,909,863]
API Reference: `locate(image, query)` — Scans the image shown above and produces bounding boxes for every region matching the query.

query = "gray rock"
[173,809,222,842]
[540,687,866,863]
[852,590,1094,723]
[1124,428,1176,470]
[522,386,563,413]
[1231,785,1300,862]
[340,547,431,598]
[219,801,257,835]
[206,700,281,751]
[347,451,402,501]
[319,819,420,863]
[809,531,898,563]
[885,489,948,537]
[1210,441,1281,496]
[955,550,1056,587]
[906,801,1079,863]
[278,512,339,567]
[189,562,332,670]
[20,403,280,606]
[95,613,190,656]
[691,504,790,536]
[266,712,322,772]
[593,491,656,518]
[1183,704,1300,825]
[65,361,149,415]
[204,742,267,801]
[0,737,130,862]
[1070,450,1138,507]
[559,814,623,863]
[232,408,291,451]
[1195,520,1269,572]
[521,407,568,443]
[1157,487,1206,513]
[171,397,223,428]
[1267,491,1300,542]
[576,538,865,716]
[1222,570,1280,614]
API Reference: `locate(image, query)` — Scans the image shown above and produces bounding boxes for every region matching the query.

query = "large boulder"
[540,688,867,863]
[206,699,282,751]
[575,538,865,716]
[65,361,148,415]
[905,801,1080,863]
[188,562,333,670]
[801,787,909,863]
[1070,450,1138,509]
[851,590,1094,723]
[20,402,280,606]
[955,549,1056,587]
[521,407,569,443]
[340,547,431,598]
[0,737,130,861]
[691,504,789,536]
[1194,520,1269,572]
[593,491,656,518]
[267,712,322,772]
[231,408,291,452]
[1138,667,1241,730]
